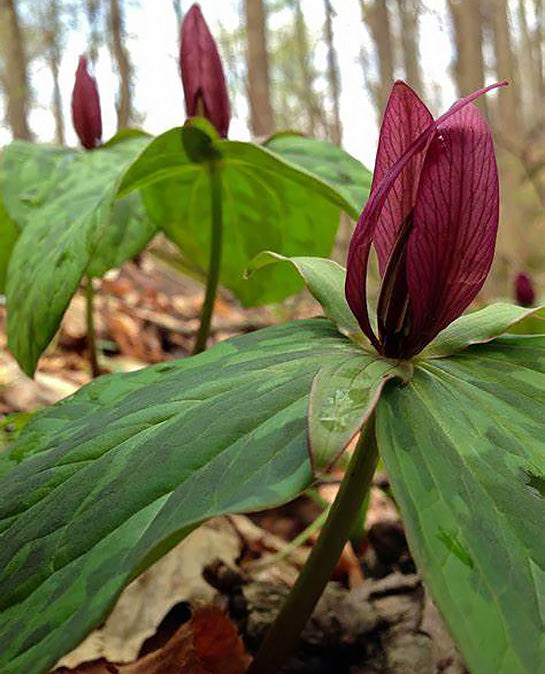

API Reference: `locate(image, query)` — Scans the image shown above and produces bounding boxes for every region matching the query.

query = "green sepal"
[246,252,365,343]
[424,302,545,357]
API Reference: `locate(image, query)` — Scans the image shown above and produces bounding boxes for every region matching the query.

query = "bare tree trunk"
[446,0,486,102]
[108,0,133,130]
[292,0,326,136]
[518,0,534,124]
[394,0,423,94]
[359,0,395,116]
[485,0,522,140]
[85,0,101,65]
[171,0,182,35]
[0,0,32,139]
[45,0,64,145]
[530,0,545,131]
[323,0,342,145]
[244,0,275,136]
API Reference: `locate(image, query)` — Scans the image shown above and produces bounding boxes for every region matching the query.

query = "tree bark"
[359,0,395,116]
[446,0,486,100]
[171,0,182,35]
[394,0,423,94]
[0,0,32,139]
[108,0,133,130]
[44,0,64,145]
[85,0,101,65]
[485,0,522,140]
[323,0,342,145]
[244,0,275,136]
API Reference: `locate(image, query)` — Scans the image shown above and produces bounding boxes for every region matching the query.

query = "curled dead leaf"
[53,606,249,674]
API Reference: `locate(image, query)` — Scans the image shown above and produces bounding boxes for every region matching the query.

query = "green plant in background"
[1,53,156,379]
[120,3,372,353]
[0,2,371,374]
[0,78,544,674]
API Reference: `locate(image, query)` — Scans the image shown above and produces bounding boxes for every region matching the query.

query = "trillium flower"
[515,272,535,307]
[71,56,102,150]
[346,81,507,359]
[180,3,231,138]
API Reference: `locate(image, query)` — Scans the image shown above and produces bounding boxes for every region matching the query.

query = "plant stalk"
[246,412,379,674]
[85,276,100,378]
[193,160,222,354]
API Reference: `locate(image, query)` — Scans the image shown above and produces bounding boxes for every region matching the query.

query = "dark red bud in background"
[71,56,102,150]
[515,272,535,307]
[180,4,230,138]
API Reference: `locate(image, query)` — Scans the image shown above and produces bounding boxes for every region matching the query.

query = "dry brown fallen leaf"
[53,606,250,674]
[55,521,241,669]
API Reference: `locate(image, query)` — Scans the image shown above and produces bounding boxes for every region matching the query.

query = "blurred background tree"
[0,0,543,296]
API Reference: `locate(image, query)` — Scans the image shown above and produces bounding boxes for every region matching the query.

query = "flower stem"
[246,412,379,674]
[193,160,222,354]
[85,276,100,378]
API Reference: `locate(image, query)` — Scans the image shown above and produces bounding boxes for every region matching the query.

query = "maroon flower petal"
[371,82,433,275]
[180,4,231,138]
[71,56,102,150]
[406,103,499,353]
[345,81,506,350]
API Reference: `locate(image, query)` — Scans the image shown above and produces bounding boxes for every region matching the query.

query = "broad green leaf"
[0,318,362,674]
[2,141,73,226]
[5,137,157,376]
[101,128,150,148]
[246,251,364,340]
[264,132,372,215]
[309,354,411,471]
[118,129,355,307]
[0,413,34,451]
[0,188,18,294]
[424,302,545,357]
[376,335,545,674]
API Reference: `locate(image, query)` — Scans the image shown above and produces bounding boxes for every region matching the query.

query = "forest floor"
[0,255,468,674]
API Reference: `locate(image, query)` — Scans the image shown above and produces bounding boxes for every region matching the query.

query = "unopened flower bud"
[180,4,230,138]
[71,56,102,150]
[515,272,535,307]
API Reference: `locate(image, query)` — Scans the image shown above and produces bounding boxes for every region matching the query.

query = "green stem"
[246,413,379,674]
[193,160,222,354]
[85,276,100,378]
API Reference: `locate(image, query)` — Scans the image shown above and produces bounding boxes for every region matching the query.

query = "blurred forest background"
[0,0,543,296]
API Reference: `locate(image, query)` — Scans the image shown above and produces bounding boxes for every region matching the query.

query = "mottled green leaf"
[264,133,372,215]
[309,354,411,471]
[246,252,364,341]
[2,141,73,227]
[424,303,545,357]
[0,188,18,294]
[118,129,355,307]
[376,335,545,674]
[0,319,361,674]
[5,137,157,376]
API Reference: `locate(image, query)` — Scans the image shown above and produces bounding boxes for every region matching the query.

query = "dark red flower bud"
[515,272,535,307]
[346,80,508,359]
[71,56,102,150]
[180,4,230,138]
